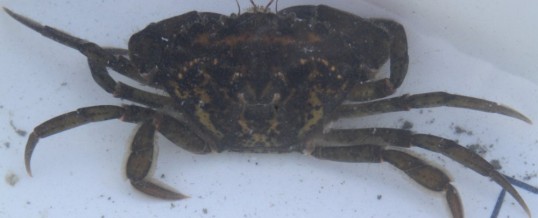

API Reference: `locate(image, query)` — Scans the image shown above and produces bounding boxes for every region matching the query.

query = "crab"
[3,2,532,218]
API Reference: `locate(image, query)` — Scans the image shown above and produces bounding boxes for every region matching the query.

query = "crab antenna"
[264,0,275,12]
[249,0,257,12]
[235,0,241,15]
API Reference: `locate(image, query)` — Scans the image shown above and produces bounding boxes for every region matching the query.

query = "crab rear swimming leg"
[24,104,213,199]
[310,144,463,218]
[308,128,531,218]
[332,92,532,123]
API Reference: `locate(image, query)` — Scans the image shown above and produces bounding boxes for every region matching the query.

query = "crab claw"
[24,132,39,177]
[126,120,188,200]
[130,180,188,200]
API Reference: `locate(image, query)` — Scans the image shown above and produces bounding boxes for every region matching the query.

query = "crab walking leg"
[103,47,130,56]
[99,47,151,87]
[347,19,409,101]
[100,47,152,87]
[154,114,214,154]
[100,47,163,88]
[87,58,173,108]
[126,121,188,200]
[3,8,168,102]
[333,92,531,123]
[310,145,463,218]
[126,112,214,199]
[310,128,530,216]
[24,104,214,199]
[25,105,125,176]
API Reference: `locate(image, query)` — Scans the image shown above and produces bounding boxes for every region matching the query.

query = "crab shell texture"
[129,5,393,152]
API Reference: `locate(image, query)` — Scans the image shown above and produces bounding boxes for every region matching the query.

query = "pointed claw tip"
[3,7,17,18]
[25,164,33,177]
[25,161,32,176]
[25,132,39,178]
[25,157,33,177]
[493,173,531,218]
[171,193,190,201]
[161,190,189,200]
[514,112,532,124]
[130,179,189,201]
[523,117,532,124]
[503,105,532,124]
[522,203,531,218]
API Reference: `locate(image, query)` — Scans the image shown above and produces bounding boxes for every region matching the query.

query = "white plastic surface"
[1,1,537,218]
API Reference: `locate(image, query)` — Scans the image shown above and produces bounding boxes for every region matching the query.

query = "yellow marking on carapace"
[238,115,252,134]
[173,89,189,99]
[195,106,224,138]
[306,32,322,43]
[167,81,189,99]
[194,87,212,103]
[298,90,323,136]
[237,110,279,146]
[251,133,270,145]
[307,68,321,80]
[274,71,286,83]
[268,117,280,134]
[186,58,202,67]
[319,58,329,66]
[193,34,210,45]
